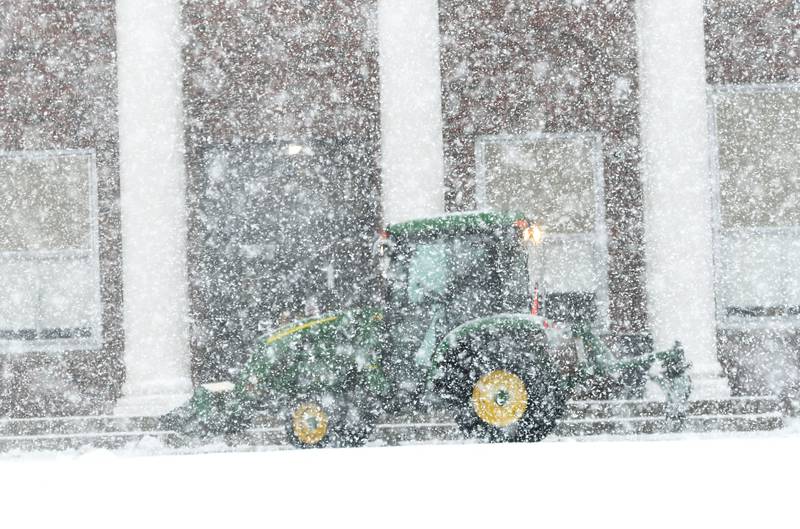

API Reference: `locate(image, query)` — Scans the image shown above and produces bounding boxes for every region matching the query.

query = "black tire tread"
[438,326,566,442]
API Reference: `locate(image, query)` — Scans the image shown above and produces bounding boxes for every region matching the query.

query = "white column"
[114,0,193,415]
[636,0,728,398]
[377,0,446,224]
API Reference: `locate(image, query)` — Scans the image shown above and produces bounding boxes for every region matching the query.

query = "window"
[194,140,381,379]
[476,133,608,326]
[406,243,449,305]
[710,85,800,325]
[0,150,101,352]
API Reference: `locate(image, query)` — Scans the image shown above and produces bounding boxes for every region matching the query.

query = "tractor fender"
[239,307,388,404]
[429,313,549,382]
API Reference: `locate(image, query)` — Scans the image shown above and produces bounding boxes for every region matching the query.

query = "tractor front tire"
[285,390,379,449]
[286,397,334,449]
[440,326,566,443]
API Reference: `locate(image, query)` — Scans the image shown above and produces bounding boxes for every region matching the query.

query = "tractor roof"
[386,211,527,240]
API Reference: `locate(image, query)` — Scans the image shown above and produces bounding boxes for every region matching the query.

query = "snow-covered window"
[476,133,608,326]
[0,150,101,352]
[710,85,800,325]
[196,139,379,360]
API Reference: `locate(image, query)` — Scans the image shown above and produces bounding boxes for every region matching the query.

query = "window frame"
[475,132,610,329]
[708,82,800,330]
[0,148,102,353]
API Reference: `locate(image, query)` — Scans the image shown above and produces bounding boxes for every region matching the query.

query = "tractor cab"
[376,212,535,404]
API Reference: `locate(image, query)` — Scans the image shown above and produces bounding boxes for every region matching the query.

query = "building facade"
[0,0,798,417]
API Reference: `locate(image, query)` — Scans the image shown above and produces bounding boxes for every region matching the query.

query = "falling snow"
[1,4,800,523]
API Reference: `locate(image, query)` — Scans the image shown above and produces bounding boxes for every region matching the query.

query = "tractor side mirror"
[372,233,395,278]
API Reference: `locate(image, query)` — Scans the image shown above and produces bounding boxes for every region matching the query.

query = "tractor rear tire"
[439,326,566,443]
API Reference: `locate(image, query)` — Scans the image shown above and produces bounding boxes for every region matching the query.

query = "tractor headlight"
[523,224,544,245]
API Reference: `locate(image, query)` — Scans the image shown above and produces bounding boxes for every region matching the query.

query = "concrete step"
[686,397,782,416]
[554,412,784,437]
[0,431,167,453]
[0,397,778,436]
[0,397,787,453]
[563,396,782,420]
[0,415,159,437]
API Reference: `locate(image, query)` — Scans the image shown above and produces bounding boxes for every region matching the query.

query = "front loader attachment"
[568,324,692,422]
[652,342,692,422]
[160,382,255,439]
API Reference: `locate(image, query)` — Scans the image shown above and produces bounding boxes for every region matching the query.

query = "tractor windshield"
[383,231,530,359]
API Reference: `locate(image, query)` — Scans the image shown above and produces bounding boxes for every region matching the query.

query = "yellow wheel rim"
[291,403,329,445]
[471,370,528,427]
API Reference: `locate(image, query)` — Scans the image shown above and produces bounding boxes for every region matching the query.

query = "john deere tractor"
[163,212,691,447]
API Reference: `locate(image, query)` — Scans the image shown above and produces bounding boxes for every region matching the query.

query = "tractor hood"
[160,308,386,436]
[256,308,383,352]
[237,308,386,402]
[261,313,347,347]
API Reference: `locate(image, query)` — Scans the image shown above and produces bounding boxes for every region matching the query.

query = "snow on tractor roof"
[385,211,528,239]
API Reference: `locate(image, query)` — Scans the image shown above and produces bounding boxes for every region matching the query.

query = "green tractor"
[163,212,691,447]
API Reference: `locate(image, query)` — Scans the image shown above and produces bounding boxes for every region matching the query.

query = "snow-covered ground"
[2,424,799,528]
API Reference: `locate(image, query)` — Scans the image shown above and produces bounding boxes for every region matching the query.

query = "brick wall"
[0,0,123,415]
[438,0,647,333]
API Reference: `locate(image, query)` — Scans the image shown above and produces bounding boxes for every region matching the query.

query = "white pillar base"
[636,0,729,400]
[114,379,193,417]
[114,0,193,419]
[687,363,731,400]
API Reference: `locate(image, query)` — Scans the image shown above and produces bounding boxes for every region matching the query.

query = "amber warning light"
[523,224,544,245]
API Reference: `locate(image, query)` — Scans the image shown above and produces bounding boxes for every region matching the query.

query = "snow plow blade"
[160,382,254,439]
